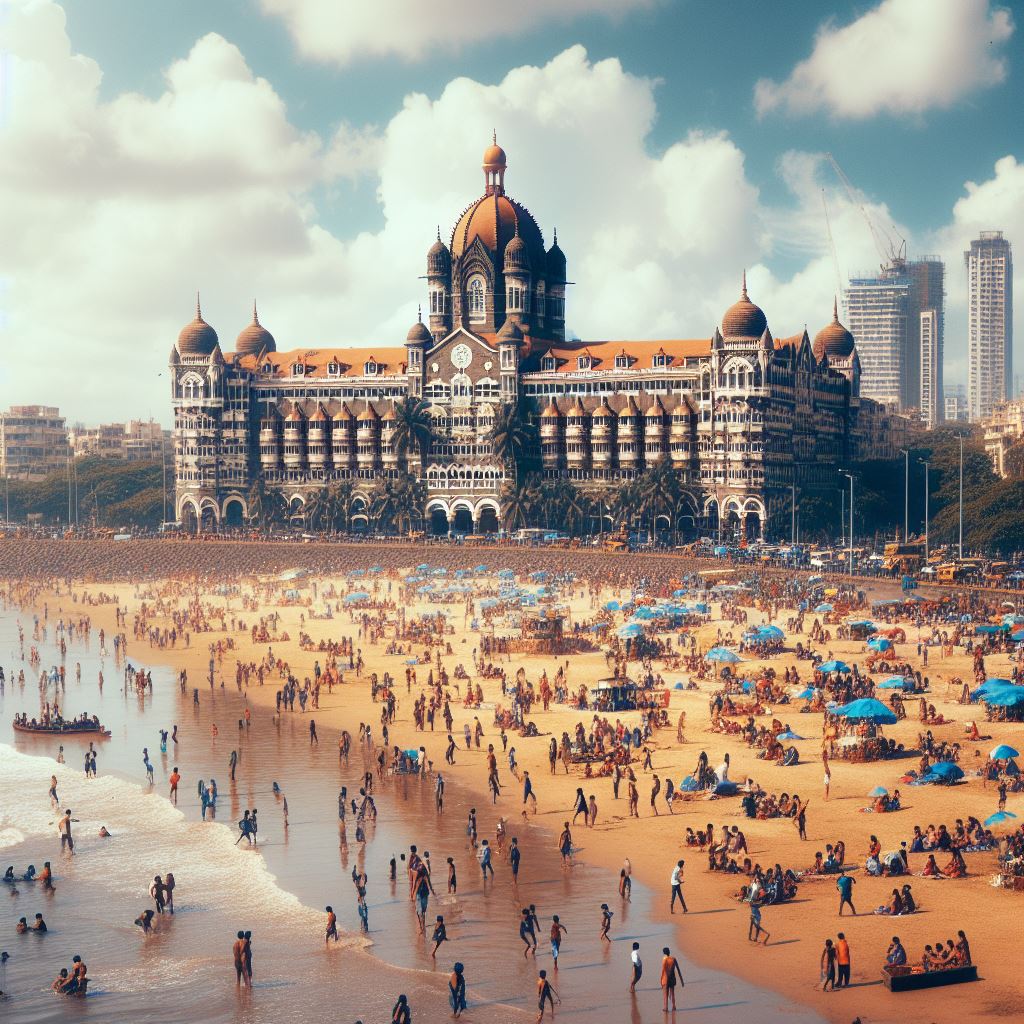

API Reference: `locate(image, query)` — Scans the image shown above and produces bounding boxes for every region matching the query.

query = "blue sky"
[1,0,1021,421]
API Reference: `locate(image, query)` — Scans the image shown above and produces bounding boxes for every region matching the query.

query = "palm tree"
[489,398,536,486]
[612,478,641,532]
[391,398,440,475]
[639,462,682,542]
[500,474,540,531]
[326,479,355,534]
[393,471,427,535]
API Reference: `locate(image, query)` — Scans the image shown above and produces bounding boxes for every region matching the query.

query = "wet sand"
[2,549,1021,1023]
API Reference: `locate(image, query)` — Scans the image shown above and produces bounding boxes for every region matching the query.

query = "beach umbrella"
[756,625,784,639]
[814,603,833,613]
[985,811,1018,826]
[976,624,1002,635]
[990,744,1020,760]
[673,589,687,597]
[617,623,644,639]
[793,687,815,700]
[673,682,686,690]
[817,660,851,674]
[497,568,515,579]
[479,598,498,609]
[705,648,742,664]
[1012,630,1024,643]
[876,676,910,690]
[417,584,434,593]
[405,657,418,665]
[924,761,965,782]
[984,688,1024,707]
[776,729,804,741]
[605,601,621,611]
[694,603,711,614]
[474,564,489,572]
[833,698,897,724]
[416,563,430,571]
[344,591,370,602]
[868,786,889,798]
[632,607,657,620]
[867,637,892,652]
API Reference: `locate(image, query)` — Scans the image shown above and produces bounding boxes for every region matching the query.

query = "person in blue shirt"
[510,837,522,882]
[836,871,856,916]
[886,936,907,965]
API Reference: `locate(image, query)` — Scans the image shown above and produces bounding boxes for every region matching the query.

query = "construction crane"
[825,152,905,270]
[821,189,844,303]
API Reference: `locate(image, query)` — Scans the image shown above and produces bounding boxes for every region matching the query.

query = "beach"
[0,543,1020,1023]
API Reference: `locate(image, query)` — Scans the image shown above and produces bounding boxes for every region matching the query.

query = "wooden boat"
[13,721,111,738]
[882,963,978,991]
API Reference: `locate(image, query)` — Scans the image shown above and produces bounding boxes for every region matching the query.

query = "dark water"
[0,601,824,1024]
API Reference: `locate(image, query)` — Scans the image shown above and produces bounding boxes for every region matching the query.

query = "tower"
[405,308,431,399]
[966,231,1013,421]
[426,229,452,340]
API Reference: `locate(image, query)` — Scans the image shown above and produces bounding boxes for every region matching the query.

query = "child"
[599,903,613,942]
[536,969,560,1022]
[549,915,567,967]
[431,914,448,958]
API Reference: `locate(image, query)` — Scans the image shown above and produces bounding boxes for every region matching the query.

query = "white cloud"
[755,0,1014,119]
[0,1,1015,423]
[258,0,656,65]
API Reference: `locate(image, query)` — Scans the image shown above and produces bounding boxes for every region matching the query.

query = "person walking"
[835,932,851,988]
[670,860,688,914]
[660,947,684,1012]
[836,871,856,916]
[820,938,837,991]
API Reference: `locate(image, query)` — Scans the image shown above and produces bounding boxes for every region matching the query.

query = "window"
[181,377,203,402]
[500,346,514,369]
[291,362,304,376]
[327,362,341,376]
[262,362,273,374]
[577,356,591,371]
[653,353,669,368]
[507,284,524,312]
[408,349,421,369]
[542,356,556,372]
[615,354,629,369]
[548,293,565,319]
[364,360,377,376]
[467,276,486,321]
[430,287,446,315]
[536,281,545,318]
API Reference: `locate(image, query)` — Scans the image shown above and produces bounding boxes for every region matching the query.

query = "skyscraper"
[845,265,909,408]
[966,231,1013,422]
[907,257,944,426]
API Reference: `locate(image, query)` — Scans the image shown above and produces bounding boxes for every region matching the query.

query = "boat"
[882,963,978,991]
[13,720,111,738]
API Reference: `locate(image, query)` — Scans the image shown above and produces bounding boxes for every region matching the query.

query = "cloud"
[755,0,1014,119]
[258,0,656,65]
[0,1,1013,424]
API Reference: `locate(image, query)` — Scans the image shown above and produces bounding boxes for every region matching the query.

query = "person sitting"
[901,884,917,913]
[887,936,907,966]
[955,929,971,965]
[921,944,936,970]
[921,854,941,877]
[943,849,968,878]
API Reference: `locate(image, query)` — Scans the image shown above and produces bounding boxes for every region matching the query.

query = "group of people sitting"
[888,931,972,971]
[908,819,996,852]
[734,862,799,905]
[873,883,918,915]
[921,850,969,878]
[12,711,104,732]
[740,787,808,822]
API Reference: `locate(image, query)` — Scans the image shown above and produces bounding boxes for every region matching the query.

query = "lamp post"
[958,435,964,561]
[920,460,930,565]
[898,448,909,543]
[841,471,854,576]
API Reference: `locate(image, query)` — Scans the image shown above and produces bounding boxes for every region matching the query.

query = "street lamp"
[841,471,854,576]
[958,435,964,561]
[898,448,909,543]
[920,459,930,565]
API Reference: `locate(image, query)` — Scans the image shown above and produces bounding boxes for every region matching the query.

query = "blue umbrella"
[617,623,644,639]
[876,676,911,690]
[706,647,742,664]
[605,601,620,611]
[776,729,804,740]
[868,786,889,797]
[756,625,784,639]
[1012,630,1024,643]
[985,811,1018,826]
[479,598,498,609]
[833,698,897,724]
[814,603,833,613]
[867,637,892,652]
[405,657,418,665]
[344,591,370,602]
[818,660,851,674]
[976,624,1002,635]
[984,688,1024,707]
[497,569,515,579]
[474,564,489,572]
[369,566,383,573]
[990,744,1020,759]
[416,563,430,571]
[694,603,710,614]
[924,761,965,782]
[673,589,687,597]
[794,687,815,700]
[632,607,657,620]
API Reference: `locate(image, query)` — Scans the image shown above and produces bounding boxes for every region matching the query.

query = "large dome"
[235,303,276,356]
[178,298,219,355]
[451,193,546,268]
[721,275,768,338]
[813,299,856,361]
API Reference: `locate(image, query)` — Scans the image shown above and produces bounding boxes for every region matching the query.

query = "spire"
[436,225,441,242]
[553,227,558,245]
[741,270,748,298]
[832,295,839,322]
[253,299,259,325]
[492,128,497,145]
[196,292,202,320]
[417,304,422,323]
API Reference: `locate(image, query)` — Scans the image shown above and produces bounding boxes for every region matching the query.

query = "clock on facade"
[451,343,472,370]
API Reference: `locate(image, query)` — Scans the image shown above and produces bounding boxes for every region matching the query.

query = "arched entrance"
[224,498,245,529]
[451,506,473,535]
[724,510,740,541]
[744,510,761,542]
[704,499,719,539]
[199,505,218,533]
[477,505,499,535]
[180,501,198,534]
[429,507,449,536]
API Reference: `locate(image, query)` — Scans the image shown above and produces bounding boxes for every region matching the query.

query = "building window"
[536,281,545,318]
[430,288,446,316]
[500,347,514,369]
[409,349,422,369]
[507,284,524,312]
[467,276,486,321]
[364,360,377,375]
[181,378,203,401]
[542,356,556,372]
[327,362,341,376]
[653,354,669,368]
[577,356,591,371]
[262,362,273,374]
[548,294,565,319]
[615,355,629,369]
[291,363,304,376]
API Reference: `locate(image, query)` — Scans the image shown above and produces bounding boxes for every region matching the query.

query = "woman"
[448,963,467,1018]
[392,994,412,1024]
[901,884,917,913]
[922,854,940,877]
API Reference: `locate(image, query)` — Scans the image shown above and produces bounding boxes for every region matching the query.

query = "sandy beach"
[2,541,1022,1023]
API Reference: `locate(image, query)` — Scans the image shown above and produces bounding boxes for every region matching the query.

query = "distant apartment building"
[0,405,70,480]
[70,419,170,461]
[983,399,1024,477]
[845,266,908,408]
[908,257,944,426]
[944,386,968,422]
[966,231,1013,422]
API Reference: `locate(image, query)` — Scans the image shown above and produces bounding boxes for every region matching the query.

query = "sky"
[0,0,1021,424]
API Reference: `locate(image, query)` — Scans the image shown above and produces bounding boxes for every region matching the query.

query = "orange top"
[836,938,850,965]
[169,772,180,787]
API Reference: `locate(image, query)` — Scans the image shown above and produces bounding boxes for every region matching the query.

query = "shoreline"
[3,551,1020,1024]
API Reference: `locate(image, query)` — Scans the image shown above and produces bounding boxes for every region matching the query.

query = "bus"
[883,542,925,575]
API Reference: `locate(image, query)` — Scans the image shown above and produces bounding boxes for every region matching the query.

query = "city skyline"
[0,0,1021,423]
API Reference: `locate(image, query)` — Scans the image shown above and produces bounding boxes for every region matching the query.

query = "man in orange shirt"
[835,931,851,988]
[169,768,180,804]
[325,905,338,944]
[660,946,684,1012]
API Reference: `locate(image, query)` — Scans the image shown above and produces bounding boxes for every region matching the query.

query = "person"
[38,861,53,891]
[536,969,559,1022]
[836,871,856,916]
[670,860,688,913]
[660,947,684,1012]
[169,768,180,804]
[392,994,411,1024]
[748,899,769,944]
[233,931,249,987]
[823,752,831,801]
[48,775,59,810]
[357,893,369,933]
[431,915,448,958]
[629,941,642,994]
[480,839,494,880]
[599,903,612,942]
[449,962,467,1017]
[510,837,521,883]
[447,857,457,895]
[520,908,537,957]
[558,823,572,866]
[325,906,338,944]
[572,787,588,826]
[135,908,155,933]
[32,913,47,932]
[165,872,176,913]
[549,915,567,967]
[243,931,253,982]
[886,935,907,966]
[835,932,850,988]
[523,771,537,812]
[67,955,87,994]
[150,876,166,914]
[820,938,837,991]
[58,809,74,854]
[956,929,972,965]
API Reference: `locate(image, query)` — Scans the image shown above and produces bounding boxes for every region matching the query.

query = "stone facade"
[170,140,905,538]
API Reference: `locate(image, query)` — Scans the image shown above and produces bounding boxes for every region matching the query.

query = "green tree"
[489,399,536,486]
[500,474,540,531]
[391,398,440,475]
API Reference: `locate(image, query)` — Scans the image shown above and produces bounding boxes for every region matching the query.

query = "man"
[169,767,181,804]
[549,915,567,968]
[629,941,642,994]
[886,935,907,966]
[836,871,856,916]
[660,947,684,1012]
[835,932,851,988]
[58,809,74,854]
[820,938,837,991]
[325,906,338,944]
[510,837,522,882]
[233,931,249,987]
[670,860,688,914]
[523,771,537,812]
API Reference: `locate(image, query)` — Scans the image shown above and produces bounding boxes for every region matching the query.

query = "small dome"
[407,308,432,344]
[178,296,218,355]
[721,274,768,338]
[235,302,276,355]
[497,316,523,343]
[483,132,507,171]
[546,229,566,281]
[503,225,530,272]
[813,298,856,360]
[427,229,450,275]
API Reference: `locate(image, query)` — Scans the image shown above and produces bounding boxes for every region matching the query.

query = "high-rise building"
[845,266,908,408]
[919,309,941,429]
[907,257,944,425]
[0,405,70,481]
[944,385,968,422]
[966,231,1013,422]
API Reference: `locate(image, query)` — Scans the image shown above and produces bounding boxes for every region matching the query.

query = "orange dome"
[451,193,545,267]
[235,302,276,356]
[813,298,855,360]
[178,296,218,355]
[721,274,767,338]
[483,131,507,171]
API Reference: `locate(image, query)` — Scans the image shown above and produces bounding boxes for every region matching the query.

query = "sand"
[6,547,1022,1024]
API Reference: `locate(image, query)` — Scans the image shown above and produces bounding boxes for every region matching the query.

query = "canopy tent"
[344,591,370,602]
[921,761,965,783]
[867,637,892,652]
[705,648,742,664]
[817,660,851,674]
[876,676,912,690]
[833,698,897,724]
[990,744,1020,760]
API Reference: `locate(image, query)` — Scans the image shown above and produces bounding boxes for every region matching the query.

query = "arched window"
[467,276,486,321]
[536,281,546,318]
[430,287,446,315]
[181,377,204,402]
